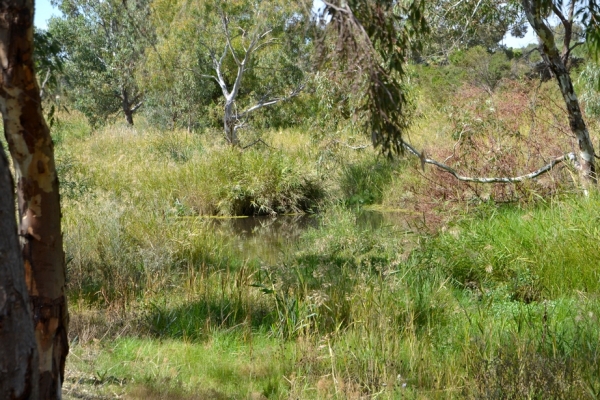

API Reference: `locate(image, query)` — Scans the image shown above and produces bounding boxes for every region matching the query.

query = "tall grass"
[423,194,600,299]
[54,118,343,304]
[65,202,600,398]
[52,109,600,398]
[340,158,398,206]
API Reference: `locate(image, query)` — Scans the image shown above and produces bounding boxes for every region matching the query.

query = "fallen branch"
[400,139,577,183]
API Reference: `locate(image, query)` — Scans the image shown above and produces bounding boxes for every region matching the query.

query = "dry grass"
[53,70,600,398]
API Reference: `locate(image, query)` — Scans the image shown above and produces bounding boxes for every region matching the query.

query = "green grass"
[66,333,291,399]
[424,195,600,299]
[64,200,600,399]
[340,158,398,206]
[50,113,600,399]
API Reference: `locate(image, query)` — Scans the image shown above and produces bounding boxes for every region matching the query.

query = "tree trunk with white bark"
[224,99,239,145]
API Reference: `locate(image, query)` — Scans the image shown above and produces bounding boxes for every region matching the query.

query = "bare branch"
[199,73,220,84]
[238,85,303,118]
[228,31,263,101]
[221,11,241,66]
[568,41,584,53]
[213,44,230,97]
[39,68,51,100]
[252,37,278,54]
[242,138,274,149]
[131,101,143,113]
[401,139,575,183]
[568,0,575,22]
[552,4,569,27]
[258,29,273,41]
[239,98,283,116]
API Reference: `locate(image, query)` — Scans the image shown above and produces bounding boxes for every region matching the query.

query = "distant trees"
[420,0,526,61]
[450,46,512,93]
[49,0,153,126]
[146,0,308,143]
[138,0,217,130]
[33,28,64,102]
[42,0,310,138]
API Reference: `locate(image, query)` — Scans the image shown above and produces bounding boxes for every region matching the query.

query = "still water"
[206,210,412,264]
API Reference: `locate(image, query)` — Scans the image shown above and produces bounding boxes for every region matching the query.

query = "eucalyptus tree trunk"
[0,0,69,398]
[122,90,135,126]
[120,86,142,126]
[224,100,239,145]
[522,0,597,185]
[0,147,39,399]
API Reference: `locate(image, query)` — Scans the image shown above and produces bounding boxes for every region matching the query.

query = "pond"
[206,210,415,264]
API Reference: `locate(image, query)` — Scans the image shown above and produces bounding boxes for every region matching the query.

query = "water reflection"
[356,209,414,231]
[206,210,412,264]
[208,214,319,264]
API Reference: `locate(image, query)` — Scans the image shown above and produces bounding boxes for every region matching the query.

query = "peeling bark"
[0,1,69,398]
[522,0,597,185]
[0,147,38,400]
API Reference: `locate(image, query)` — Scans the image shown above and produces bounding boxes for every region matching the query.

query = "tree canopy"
[49,0,154,126]
[141,0,309,139]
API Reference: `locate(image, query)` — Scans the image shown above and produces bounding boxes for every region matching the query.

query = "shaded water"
[208,210,413,264]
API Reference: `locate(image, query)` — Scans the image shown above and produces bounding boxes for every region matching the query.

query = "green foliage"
[52,120,330,303]
[67,335,289,398]
[67,199,600,398]
[56,115,600,396]
[34,28,64,73]
[579,61,600,118]
[340,158,396,206]
[180,148,326,216]
[423,194,600,299]
[34,28,67,126]
[142,0,309,134]
[49,0,153,127]
[575,0,600,59]
[42,2,600,396]
[413,63,466,106]
[421,0,525,59]
[318,0,428,156]
[450,46,512,92]
[139,6,220,130]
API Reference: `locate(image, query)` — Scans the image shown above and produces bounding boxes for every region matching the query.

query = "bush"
[340,158,396,206]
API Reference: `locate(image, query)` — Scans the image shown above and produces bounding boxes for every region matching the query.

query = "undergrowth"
[64,200,600,399]
[53,69,600,398]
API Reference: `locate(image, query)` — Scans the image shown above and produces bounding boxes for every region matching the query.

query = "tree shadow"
[142,297,277,341]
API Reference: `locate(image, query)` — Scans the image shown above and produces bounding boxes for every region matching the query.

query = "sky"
[33,0,537,48]
[503,27,537,48]
[35,0,61,30]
